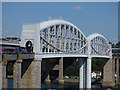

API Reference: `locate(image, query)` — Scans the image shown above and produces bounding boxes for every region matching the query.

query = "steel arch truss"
[39,24,87,54]
[21,19,112,58]
[87,33,112,57]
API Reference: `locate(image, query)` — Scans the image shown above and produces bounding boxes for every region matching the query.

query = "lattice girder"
[39,20,88,54]
[87,33,112,57]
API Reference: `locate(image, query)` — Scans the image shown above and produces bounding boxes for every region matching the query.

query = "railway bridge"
[0,19,113,89]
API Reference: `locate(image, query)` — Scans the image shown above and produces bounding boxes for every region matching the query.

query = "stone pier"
[102,58,115,87]
[112,56,115,84]
[13,52,22,88]
[2,52,7,88]
[21,58,42,88]
[58,57,64,84]
[116,56,120,85]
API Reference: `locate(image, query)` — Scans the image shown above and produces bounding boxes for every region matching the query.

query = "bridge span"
[0,19,113,89]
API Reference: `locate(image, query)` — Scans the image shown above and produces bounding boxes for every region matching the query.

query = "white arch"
[35,19,88,54]
[38,19,86,39]
[21,19,112,58]
[87,33,108,43]
[87,33,112,57]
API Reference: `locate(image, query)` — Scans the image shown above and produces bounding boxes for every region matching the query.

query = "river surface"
[7,79,102,89]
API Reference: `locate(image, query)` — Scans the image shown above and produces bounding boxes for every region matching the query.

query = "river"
[7,79,102,89]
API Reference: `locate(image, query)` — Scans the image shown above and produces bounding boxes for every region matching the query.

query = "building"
[91,71,102,79]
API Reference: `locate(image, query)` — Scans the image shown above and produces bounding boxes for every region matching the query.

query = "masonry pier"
[21,58,42,88]
[2,52,7,88]
[116,56,120,85]
[58,57,64,84]
[102,58,115,87]
[13,52,22,88]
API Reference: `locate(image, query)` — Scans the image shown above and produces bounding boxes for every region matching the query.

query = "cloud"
[74,6,83,11]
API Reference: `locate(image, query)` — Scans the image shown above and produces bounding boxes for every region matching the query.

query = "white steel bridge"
[21,19,112,88]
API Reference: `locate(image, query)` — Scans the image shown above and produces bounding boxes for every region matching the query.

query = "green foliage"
[92,58,105,72]
[109,41,120,48]
[41,59,47,76]
[64,60,79,76]
[7,63,13,75]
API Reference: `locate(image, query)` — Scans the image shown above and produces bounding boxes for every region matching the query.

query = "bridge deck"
[1,53,34,61]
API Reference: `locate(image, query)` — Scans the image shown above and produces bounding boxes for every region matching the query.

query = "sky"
[2,2,118,44]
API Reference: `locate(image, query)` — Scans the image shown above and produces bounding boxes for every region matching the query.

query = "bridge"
[0,19,113,89]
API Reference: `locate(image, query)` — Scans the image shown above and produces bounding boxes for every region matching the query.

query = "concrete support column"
[2,52,7,89]
[21,58,42,88]
[102,58,115,87]
[13,52,22,88]
[83,59,87,88]
[79,58,84,88]
[86,57,91,88]
[58,57,64,84]
[45,60,51,84]
[45,74,51,84]
[116,57,120,84]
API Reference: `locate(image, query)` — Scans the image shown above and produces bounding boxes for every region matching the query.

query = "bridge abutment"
[21,58,42,88]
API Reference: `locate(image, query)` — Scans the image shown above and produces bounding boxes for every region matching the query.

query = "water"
[7,79,13,88]
[7,79,101,89]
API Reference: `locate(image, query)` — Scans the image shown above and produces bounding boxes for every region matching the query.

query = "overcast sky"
[2,2,118,44]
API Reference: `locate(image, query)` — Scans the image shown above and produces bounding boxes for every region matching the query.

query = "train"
[112,48,120,54]
[0,46,28,54]
[0,43,33,54]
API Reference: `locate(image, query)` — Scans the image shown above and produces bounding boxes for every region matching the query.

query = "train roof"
[112,48,120,50]
[0,42,20,47]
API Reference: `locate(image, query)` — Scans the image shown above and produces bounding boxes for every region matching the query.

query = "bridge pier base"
[102,58,115,87]
[45,74,51,84]
[21,58,42,88]
[58,57,64,84]
[13,52,22,88]
[2,52,7,89]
